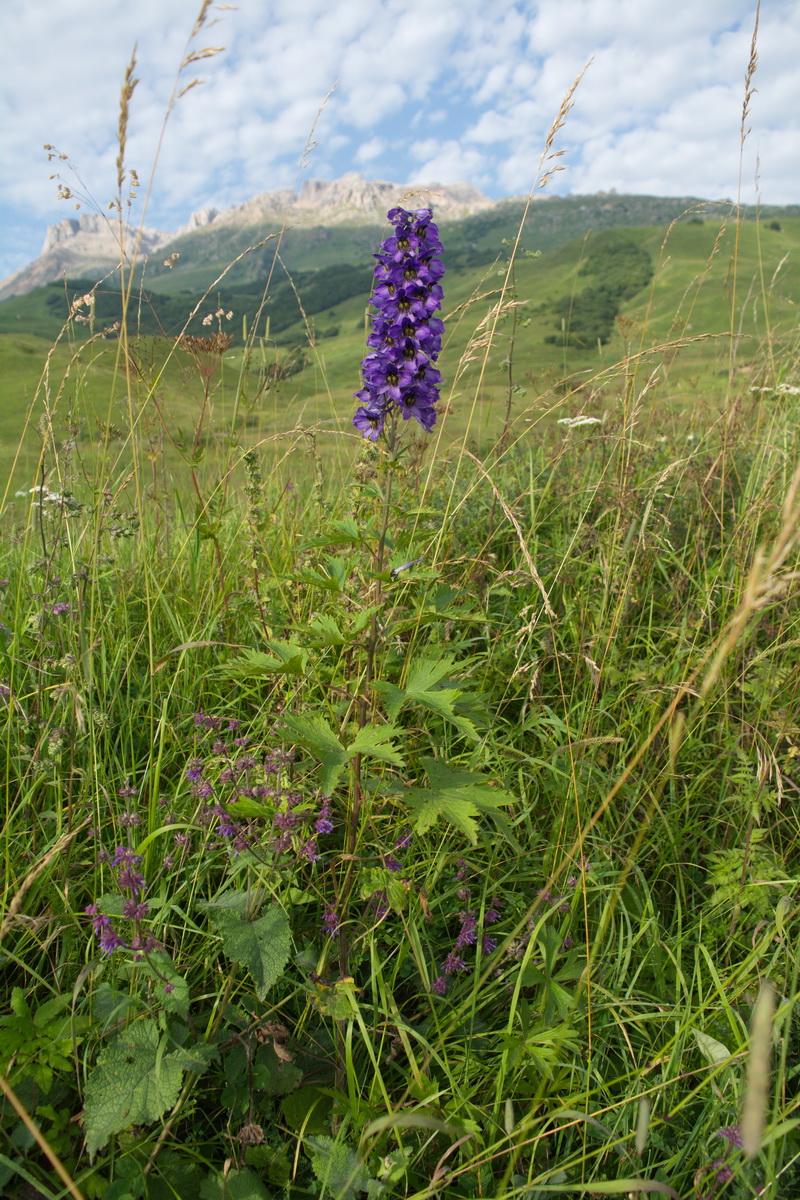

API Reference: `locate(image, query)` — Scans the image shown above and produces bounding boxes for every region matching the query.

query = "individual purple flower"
[353,207,444,441]
[455,910,478,949]
[322,908,339,939]
[315,804,334,835]
[300,838,320,863]
[385,854,403,873]
[98,924,128,956]
[122,898,150,920]
[715,1126,743,1149]
[52,602,71,616]
[481,935,497,955]
[442,951,468,975]
[431,976,449,996]
[117,866,147,895]
[186,758,204,782]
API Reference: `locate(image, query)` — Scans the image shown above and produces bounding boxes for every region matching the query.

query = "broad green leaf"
[203,895,290,999]
[252,1043,302,1095]
[374,656,480,741]
[84,1019,184,1159]
[228,797,272,819]
[215,641,308,679]
[307,1135,372,1199]
[404,759,515,844]
[307,613,347,646]
[281,714,343,755]
[200,1166,272,1200]
[169,1042,218,1075]
[279,714,348,794]
[692,1029,732,1065]
[347,723,405,766]
[405,788,481,843]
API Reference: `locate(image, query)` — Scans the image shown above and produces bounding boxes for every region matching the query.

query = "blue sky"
[0,0,798,280]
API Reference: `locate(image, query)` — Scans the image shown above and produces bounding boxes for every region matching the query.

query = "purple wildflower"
[442,951,468,975]
[353,207,444,441]
[300,838,320,863]
[117,866,147,894]
[98,925,127,955]
[186,758,204,782]
[315,804,334,835]
[385,854,403,873]
[322,908,339,939]
[455,910,478,949]
[122,898,150,920]
[431,976,449,996]
[485,899,501,924]
[481,935,497,955]
[395,830,413,851]
[715,1126,743,1149]
[51,602,71,615]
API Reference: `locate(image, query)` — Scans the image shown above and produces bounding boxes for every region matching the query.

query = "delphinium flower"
[353,207,444,446]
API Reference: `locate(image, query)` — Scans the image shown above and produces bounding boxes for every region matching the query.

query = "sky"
[0,0,798,280]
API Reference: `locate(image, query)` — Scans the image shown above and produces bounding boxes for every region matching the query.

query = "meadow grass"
[1,13,800,1200]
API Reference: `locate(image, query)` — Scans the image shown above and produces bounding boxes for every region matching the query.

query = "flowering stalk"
[353,206,444,450]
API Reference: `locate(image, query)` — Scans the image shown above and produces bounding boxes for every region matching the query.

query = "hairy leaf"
[84,1020,184,1159]
[203,894,290,999]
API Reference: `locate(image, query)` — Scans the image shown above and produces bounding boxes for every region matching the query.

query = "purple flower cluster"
[431,895,501,997]
[85,847,156,957]
[353,207,444,441]
[186,713,334,861]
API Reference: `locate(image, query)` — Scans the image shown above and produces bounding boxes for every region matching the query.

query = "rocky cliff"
[0,174,496,301]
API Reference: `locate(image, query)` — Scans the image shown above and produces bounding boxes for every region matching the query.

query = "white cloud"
[0,0,798,278]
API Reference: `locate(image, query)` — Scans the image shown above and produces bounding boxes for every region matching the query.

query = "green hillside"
[1,204,798,495]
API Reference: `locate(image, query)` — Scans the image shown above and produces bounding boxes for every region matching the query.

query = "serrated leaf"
[405,788,481,843]
[349,603,383,635]
[307,614,347,646]
[84,1020,184,1159]
[279,714,348,794]
[347,723,404,766]
[203,896,290,999]
[281,714,344,756]
[169,1042,218,1074]
[307,1135,371,1199]
[374,656,480,741]
[216,642,308,679]
[403,759,515,845]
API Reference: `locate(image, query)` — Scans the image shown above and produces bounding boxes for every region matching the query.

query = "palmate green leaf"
[373,656,480,741]
[404,758,516,845]
[277,715,404,795]
[347,723,405,766]
[405,788,482,843]
[84,1019,185,1159]
[306,613,347,646]
[202,894,291,1000]
[215,641,308,679]
[280,714,348,794]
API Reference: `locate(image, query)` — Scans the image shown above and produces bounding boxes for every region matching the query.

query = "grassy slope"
[0,214,798,497]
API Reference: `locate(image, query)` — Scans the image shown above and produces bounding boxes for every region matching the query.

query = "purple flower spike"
[353,207,444,440]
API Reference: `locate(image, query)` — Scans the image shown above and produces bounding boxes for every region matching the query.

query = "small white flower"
[557,415,602,429]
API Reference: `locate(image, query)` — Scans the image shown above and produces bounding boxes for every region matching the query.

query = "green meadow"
[1,35,800,1200]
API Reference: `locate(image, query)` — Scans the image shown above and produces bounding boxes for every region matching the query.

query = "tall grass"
[1,8,799,1200]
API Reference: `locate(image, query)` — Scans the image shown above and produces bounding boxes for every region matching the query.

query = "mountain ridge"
[0,172,498,302]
